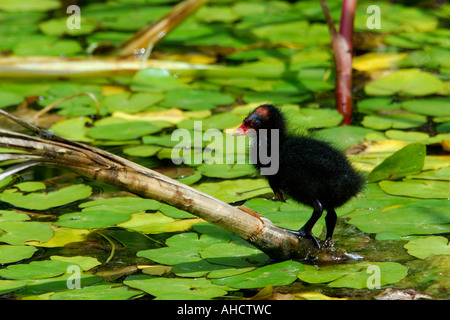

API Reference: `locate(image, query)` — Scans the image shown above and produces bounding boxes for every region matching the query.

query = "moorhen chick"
[234,104,364,249]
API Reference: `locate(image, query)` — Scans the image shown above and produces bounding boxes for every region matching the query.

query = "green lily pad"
[79,196,160,213]
[0,184,92,210]
[195,5,240,23]
[404,236,450,259]
[0,210,30,222]
[298,262,408,289]
[137,232,230,266]
[200,239,270,267]
[361,113,427,130]
[55,210,131,229]
[0,260,73,280]
[39,17,97,36]
[50,284,141,300]
[14,181,46,192]
[130,68,190,92]
[357,98,398,113]
[285,107,343,129]
[194,178,272,203]
[13,38,82,57]
[312,126,377,150]
[0,0,61,12]
[0,245,37,264]
[87,121,161,141]
[379,180,450,199]
[49,117,94,142]
[349,200,450,236]
[212,261,304,289]
[407,167,450,181]
[50,255,101,271]
[0,280,28,295]
[365,69,444,96]
[22,272,101,296]
[0,221,53,245]
[400,98,450,116]
[124,275,229,300]
[102,92,164,113]
[160,89,235,110]
[197,163,256,179]
[368,143,426,182]
[178,113,242,131]
[384,130,431,143]
[0,91,24,108]
[123,145,161,157]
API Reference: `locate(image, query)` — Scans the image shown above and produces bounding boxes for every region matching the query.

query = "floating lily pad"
[368,143,426,182]
[365,69,444,96]
[407,167,450,181]
[197,163,256,179]
[298,262,408,289]
[0,0,61,12]
[400,98,450,116]
[0,91,24,108]
[80,196,160,213]
[404,236,450,259]
[285,107,343,129]
[117,211,200,234]
[130,68,190,92]
[55,210,131,229]
[49,117,94,142]
[50,255,101,271]
[160,89,235,110]
[0,260,73,280]
[50,284,140,300]
[14,181,46,192]
[200,239,270,267]
[102,92,165,113]
[0,221,53,245]
[0,184,92,210]
[124,275,229,300]
[13,38,83,57]
[349,200,450,236]
[212,261,304,289]
[312,126,377,150]
[39,17,98,36]
[137,233,230,266]
[87,121,161,141]
[0,245,37,264]
[379,180,450,199]
[0,280,28,295]
[194,178,272,203]
[361,113,427,130]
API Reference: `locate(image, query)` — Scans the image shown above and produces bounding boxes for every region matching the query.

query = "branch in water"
[0,109,354,263]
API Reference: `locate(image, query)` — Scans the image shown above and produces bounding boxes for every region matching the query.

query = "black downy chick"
[234,104,364,249]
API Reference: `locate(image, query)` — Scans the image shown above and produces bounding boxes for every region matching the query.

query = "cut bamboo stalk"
[118,0,208,58]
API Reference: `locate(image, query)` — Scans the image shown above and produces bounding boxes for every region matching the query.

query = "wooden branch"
[0,109,353,262]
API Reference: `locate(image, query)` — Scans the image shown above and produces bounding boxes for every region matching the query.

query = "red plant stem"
[319,0,357,126]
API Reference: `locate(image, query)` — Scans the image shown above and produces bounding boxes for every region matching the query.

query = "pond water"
[0,0,449,300]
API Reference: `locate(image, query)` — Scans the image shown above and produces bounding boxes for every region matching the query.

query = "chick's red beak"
[233,123,249,136]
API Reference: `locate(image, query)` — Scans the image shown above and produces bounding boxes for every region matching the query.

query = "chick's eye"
[252,119,261,128]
